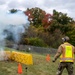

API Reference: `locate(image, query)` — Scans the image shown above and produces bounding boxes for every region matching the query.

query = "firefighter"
[52,36,75,75]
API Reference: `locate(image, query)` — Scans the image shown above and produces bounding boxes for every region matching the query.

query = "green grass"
[0,52,75,75]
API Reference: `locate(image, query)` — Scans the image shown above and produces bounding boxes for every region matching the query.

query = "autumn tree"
[19,8,75,48]
[42,13,52,28]
[25,7,47,27]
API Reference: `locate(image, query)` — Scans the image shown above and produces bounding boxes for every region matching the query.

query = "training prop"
[11,51,33,65]
[2,51,33,65]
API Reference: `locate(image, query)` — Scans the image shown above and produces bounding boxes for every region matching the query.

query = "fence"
[17,45,57,55]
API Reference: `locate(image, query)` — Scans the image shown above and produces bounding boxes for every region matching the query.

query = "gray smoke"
[0,10,30,61]
[0,10,30,47]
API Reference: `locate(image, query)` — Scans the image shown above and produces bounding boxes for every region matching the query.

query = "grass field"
[0,52,75,75]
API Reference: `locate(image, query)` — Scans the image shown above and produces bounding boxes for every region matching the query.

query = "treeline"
[9,7,75,48]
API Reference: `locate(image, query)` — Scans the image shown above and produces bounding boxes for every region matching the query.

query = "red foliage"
[24,11,34,21]
[42,13,52,28]
[24,8,53,28]
[24,11,31,16]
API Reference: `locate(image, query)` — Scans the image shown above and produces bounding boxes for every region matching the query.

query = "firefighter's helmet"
[62,36,70,42]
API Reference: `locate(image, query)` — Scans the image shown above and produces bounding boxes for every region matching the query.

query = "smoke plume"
[0,10,29,47]
[0,10,30,61]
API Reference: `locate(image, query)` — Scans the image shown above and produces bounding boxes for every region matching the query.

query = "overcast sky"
[0,0,75,20]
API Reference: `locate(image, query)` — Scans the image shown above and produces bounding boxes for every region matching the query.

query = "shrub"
[28,37,48,47]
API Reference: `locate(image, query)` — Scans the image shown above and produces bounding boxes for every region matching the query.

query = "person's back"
[52,36,75,75]
[60,42,74,62]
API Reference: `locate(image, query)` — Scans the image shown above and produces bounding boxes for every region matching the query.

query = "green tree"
[66,26,75,46]
[48,10,74,34]
[28,37,48,47]
[10,9,18,13]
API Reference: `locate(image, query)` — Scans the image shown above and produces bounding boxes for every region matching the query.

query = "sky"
[0,0,75,20]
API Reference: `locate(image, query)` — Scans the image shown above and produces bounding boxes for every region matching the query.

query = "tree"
[66,24,75,46]
[23,8,75,48]
[42,13,52,28]
[24,7,46,27]
[10,9,18,13]
[47,10,74,34]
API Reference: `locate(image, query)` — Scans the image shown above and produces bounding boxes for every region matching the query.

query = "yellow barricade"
[5,51,33,65]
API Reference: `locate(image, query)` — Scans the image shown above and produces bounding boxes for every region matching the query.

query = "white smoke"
[0,10,29,26]
[0,10,30,61]
[0,10,29,44]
